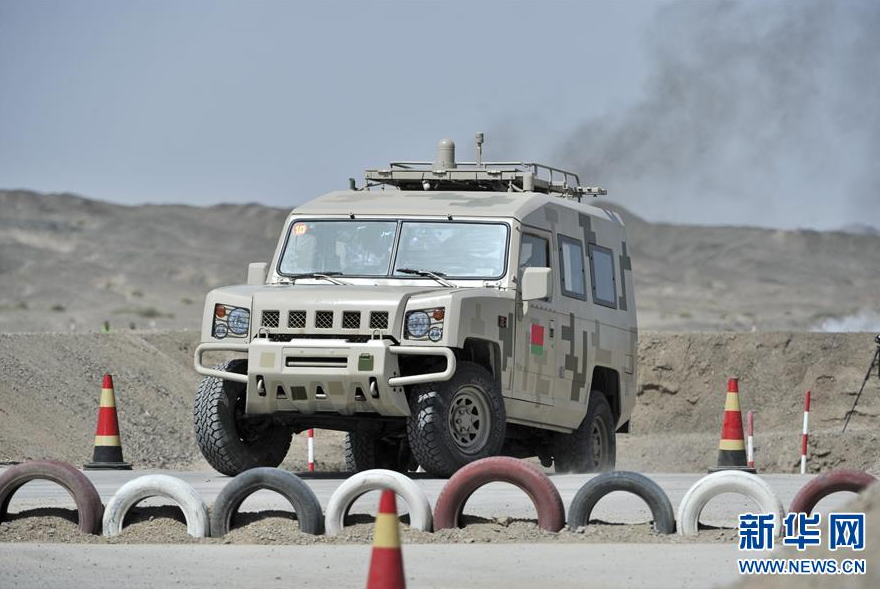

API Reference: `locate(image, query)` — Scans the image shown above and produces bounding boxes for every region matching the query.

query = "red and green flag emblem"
[530,324,545,356]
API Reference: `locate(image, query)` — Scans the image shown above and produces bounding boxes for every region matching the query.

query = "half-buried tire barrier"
[788,469,877,515]
[103,474,209,538]
[433,457,565,532]
[677,470,785,537]
[0,460,104,535]
[210,467,324,537]
[567,471,675,534]
[325,469,432,535]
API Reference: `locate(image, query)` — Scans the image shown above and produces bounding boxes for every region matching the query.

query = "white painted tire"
[677,470,785,537]
[325,469,432,535]
[103,474,209,538]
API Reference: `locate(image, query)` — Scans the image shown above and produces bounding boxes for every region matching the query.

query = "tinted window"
[589,244,617,308]
[558,235,586,300]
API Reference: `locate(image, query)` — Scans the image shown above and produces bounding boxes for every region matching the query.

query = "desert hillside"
[2,189,880,332]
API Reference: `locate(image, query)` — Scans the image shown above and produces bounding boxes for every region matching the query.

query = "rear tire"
[343,433,410,472]
[193,359,293,476]
[406,361,506,478]
[553,391,616,474]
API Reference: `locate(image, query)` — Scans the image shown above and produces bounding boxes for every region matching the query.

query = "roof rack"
[361,135,607,201]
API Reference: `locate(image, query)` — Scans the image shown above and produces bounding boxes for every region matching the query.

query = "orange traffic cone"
[366,490,406,589]
[710,378,755,473]
[84,375,132,470]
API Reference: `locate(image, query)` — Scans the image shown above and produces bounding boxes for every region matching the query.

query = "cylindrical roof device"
[434,138,456,170]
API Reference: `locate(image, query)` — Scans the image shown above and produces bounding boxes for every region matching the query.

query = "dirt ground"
[1,330,878,475]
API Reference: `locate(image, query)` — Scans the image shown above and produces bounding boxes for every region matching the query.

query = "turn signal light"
[432,308,445,321]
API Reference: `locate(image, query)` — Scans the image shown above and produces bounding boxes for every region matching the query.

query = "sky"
[1,0,877,230]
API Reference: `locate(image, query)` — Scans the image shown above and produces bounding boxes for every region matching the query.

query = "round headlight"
[406,311,430,338]
[428,326,443,342]
[213,323,228,339]
[227,308,250,335]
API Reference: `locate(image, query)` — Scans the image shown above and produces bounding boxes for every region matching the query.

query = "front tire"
[553,391,616,474]
[193,359,293,476]
[406,361,506,478]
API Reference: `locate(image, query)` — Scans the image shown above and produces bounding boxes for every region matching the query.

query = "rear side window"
[588,244,617,308]
[519,234,549,276]
[558,235,586,300]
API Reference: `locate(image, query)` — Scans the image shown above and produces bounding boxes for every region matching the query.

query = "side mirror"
[521,267,552,301]
[247,262,268,285]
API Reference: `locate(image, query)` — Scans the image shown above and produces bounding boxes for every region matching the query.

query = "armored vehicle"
[193,135,638,477]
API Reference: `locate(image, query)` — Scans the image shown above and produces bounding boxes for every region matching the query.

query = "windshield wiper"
[285,272,349,285]
[396,268,455,288]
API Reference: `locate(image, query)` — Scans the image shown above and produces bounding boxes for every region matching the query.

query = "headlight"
[429,326,443,342]
[227,308,250,335]
[213,304,250,338]
[406,311,431,338]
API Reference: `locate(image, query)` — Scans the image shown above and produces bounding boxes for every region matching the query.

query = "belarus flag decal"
[530,324,545,356]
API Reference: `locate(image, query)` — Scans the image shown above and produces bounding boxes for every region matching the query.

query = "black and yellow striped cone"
[84,374,132,470]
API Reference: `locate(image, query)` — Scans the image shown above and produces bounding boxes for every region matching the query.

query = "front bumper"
[194,339,455,417]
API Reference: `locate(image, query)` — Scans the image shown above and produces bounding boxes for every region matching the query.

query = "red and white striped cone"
[800,390,811,474]
[366,490,406,589]
[709,378,755,473]
[84,375,132,470]
[308,428,315,473]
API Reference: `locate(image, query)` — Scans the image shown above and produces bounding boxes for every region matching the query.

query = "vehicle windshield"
[278,220,508,279]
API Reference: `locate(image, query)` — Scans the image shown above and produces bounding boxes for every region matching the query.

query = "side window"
[557,235,586,300]
[518,234,549,277]
[588,244,617,308]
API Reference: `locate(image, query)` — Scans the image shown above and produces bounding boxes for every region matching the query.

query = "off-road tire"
[553,392,616,474]
[344,433,401,472]
[406,361,506,478]
[193,359,292,476]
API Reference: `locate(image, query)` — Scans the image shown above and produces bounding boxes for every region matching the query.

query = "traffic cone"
[84,375,132,470]
[710,378,755,473]
[365,490,405,589]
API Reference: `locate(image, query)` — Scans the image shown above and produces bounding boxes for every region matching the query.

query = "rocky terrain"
[3,189,880,333]
[1,330,877,475]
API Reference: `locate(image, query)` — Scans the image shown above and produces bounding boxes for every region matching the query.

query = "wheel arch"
[397,338,501,389]
[589,366,621,425]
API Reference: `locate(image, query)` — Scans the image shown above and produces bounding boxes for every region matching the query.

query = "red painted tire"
[789,469,877,515]
[433,456,565,532]
[0,460,104,535]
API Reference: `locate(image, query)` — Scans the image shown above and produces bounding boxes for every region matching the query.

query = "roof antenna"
[475,132,484,168]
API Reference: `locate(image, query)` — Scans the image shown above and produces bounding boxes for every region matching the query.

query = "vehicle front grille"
[315,311,334,329]
[288,310,306,329]
[342,311,361,329]
[261,310,280,328]
[370,311,389,329]
[265,333,377,343]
